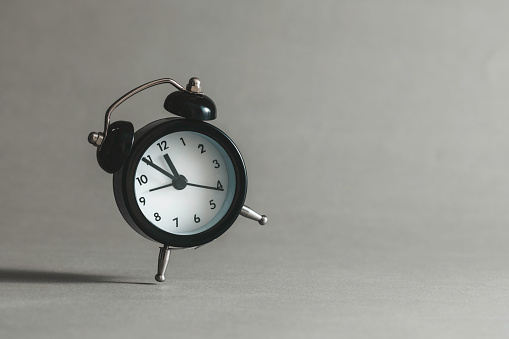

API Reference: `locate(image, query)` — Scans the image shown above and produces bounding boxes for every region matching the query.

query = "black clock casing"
[113,118,248,248]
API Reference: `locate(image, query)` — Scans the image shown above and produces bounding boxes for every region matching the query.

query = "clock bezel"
[113,118,247,248]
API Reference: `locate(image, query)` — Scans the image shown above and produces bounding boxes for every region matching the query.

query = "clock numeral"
[180,137,186,146]
[173,217,178,227]
[136,175,148,185]
[213,160,220,168]
[209,200,216,209]
[194,214,201,223]
[154,213,161,221]
[217,180,223,190]
[198,144,206,154]
[139,197,146,206]
[157,141,168,152]
[145,155,153,163]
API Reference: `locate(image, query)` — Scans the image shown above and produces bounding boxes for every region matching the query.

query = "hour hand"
[163,154,180,177]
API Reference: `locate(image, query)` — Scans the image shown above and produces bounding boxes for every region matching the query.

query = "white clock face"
[133,131,236,235]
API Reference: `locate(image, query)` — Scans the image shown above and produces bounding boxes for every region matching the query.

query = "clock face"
[132,131,236,235]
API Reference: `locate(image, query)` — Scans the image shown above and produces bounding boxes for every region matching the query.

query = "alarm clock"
[88,77,267,282]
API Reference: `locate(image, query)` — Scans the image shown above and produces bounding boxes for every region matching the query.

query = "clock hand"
[186,182,224,191]
[142,157,175,180]
[149,180,222,192]
[149,183,173,192]
[163,154,180,177]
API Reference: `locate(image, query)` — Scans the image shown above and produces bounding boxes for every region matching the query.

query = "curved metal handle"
[88,78,202,147]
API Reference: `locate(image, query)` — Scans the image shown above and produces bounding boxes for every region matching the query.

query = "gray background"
[1,0,509,338]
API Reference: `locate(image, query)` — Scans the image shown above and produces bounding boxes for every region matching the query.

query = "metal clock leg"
[155,245,171,282]
[240,206,268,225]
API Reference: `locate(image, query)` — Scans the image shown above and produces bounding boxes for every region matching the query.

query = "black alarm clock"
[88,77,267,282]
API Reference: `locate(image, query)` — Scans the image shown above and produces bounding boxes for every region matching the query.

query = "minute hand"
[142,157,175,180]
[186,182,224,191]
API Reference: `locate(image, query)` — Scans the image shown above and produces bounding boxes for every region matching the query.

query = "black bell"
[164,91,216,121]
[96,121,134,173]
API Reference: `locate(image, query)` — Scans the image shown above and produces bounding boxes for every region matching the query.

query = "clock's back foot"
[240,205,268,225]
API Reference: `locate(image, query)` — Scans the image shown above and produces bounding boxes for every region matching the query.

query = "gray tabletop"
[2,1,509,338]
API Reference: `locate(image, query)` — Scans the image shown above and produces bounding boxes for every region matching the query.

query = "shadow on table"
[0,268,157,285]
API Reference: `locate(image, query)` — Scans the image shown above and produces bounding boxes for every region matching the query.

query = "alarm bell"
[164,78,216,121]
